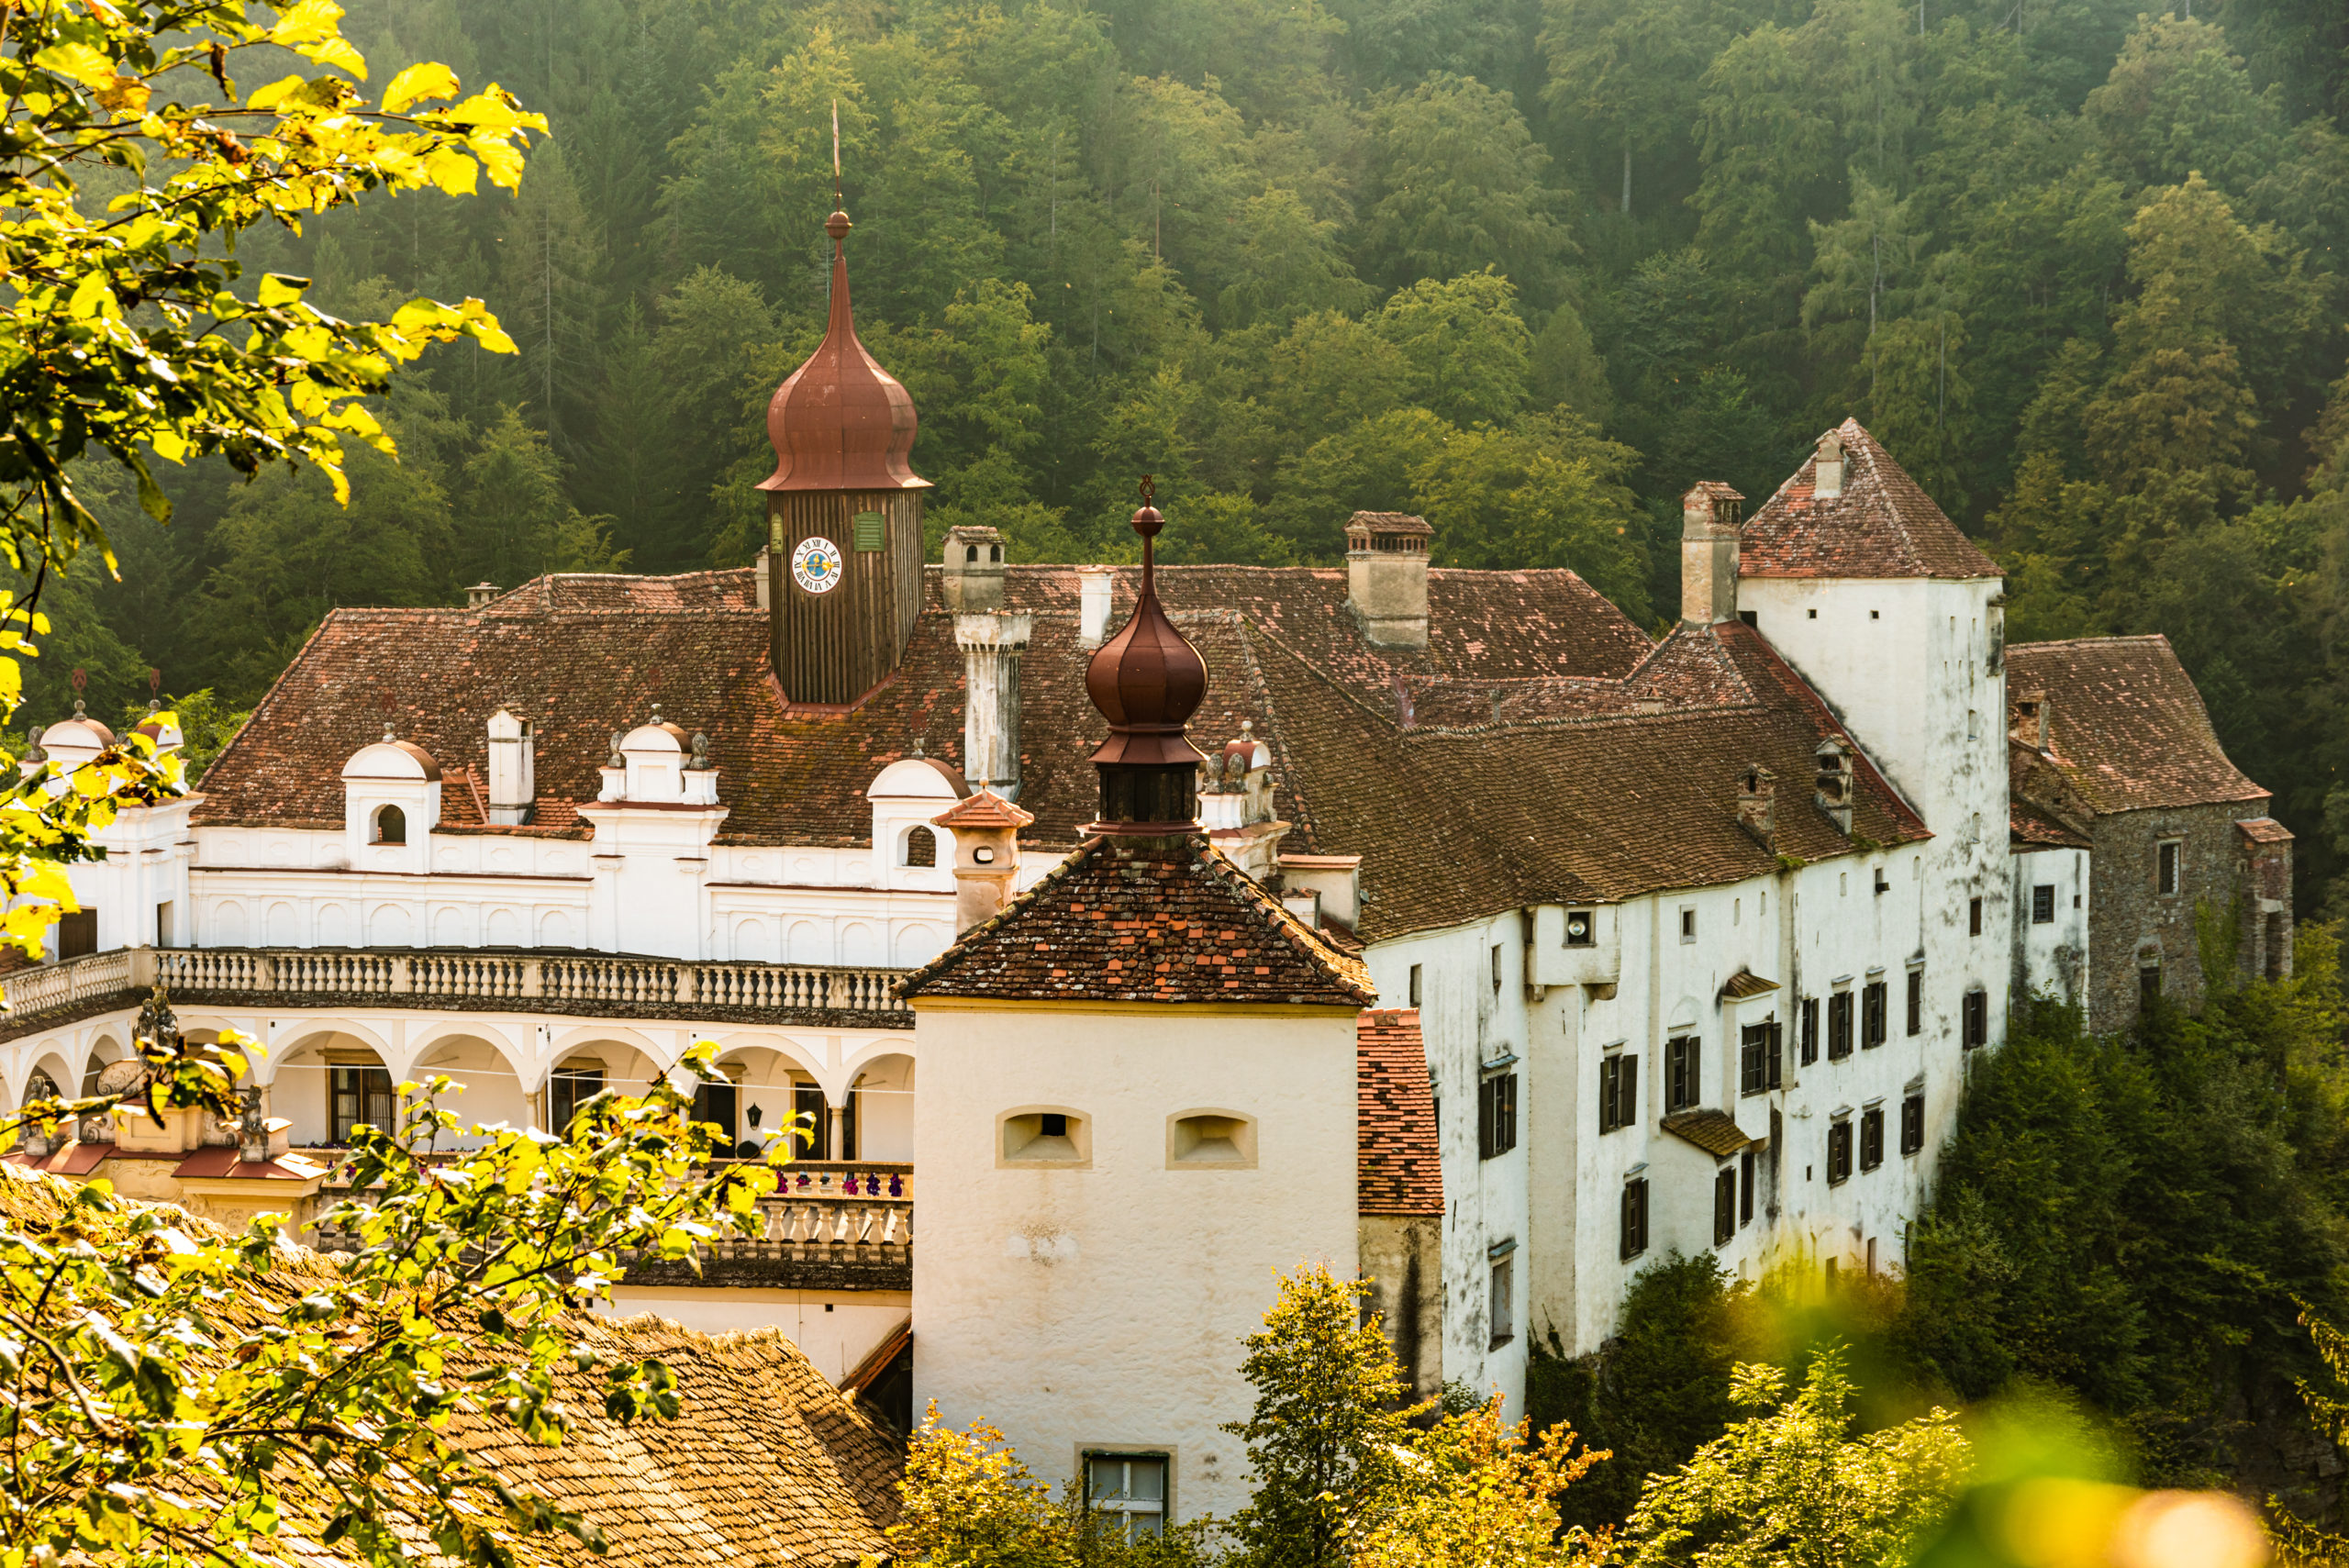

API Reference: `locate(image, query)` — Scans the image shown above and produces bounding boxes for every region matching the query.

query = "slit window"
[1969,896,1983,936]
[1408,963,1422,1007]
[2157,840,2181,895]
[1740,1148,1755,1224]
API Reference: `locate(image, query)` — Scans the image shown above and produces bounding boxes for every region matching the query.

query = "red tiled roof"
[896,833,1375,1007]
[2238,817,2294,845]
[1740,419,2001,581]
[2005,636,2267,816]
[1719,969,1779,1000]
[2010,795,2092,851]
[932,789,1032,829]
[1661,1108,1755,1157]
[1357,1008,1442,1218]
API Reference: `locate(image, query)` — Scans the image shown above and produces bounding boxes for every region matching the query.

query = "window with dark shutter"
[1599,1055,1636,1134]
[1620,1178,1649,1260]
[1862,983,1887,1049]
[1713,1169,1737,1247]
[1739,1023,1772,1095]
[1800,998,1820,1065]
[1477,1072,1518,1159]
[1962,988,1987,1049]
[1905,970,1922,1036]
[1740,1149,1755,1224]
[1827,1120,1853,1184]
[1900,1092,1924,1156]
[56,908,97,959]
[1768,1020,1783,1089]
[1828,993,1853,1059]
[1666,1036,1699,1112]
[1861,1107,1884,1171]
[2032,884,2054,924]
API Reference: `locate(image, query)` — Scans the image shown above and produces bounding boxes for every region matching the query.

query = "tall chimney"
[1814,431,1845,498]
[1736,763,1776,849]
[942,525,1007,613]
[1680,482,1744,628]
[1078,567,1115,650]
[466,582,499,610]
[958,611,1031,798]
[1345,512,1431,649]
[932,789,1033,932]
[486,707,534,824]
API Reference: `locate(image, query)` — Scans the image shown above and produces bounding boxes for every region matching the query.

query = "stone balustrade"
[0,947,912,1039]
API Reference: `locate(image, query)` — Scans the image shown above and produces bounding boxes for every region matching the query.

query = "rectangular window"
[1828,992,1854,1060]
[2157,840,2181,895]
[1086,1455,1167,1540]
[1665,1036,1700,1113]
[1861,982,1887,1049]
[1490,943,1503,991]
[1969,896,1983,936]
[1800,998,1820,1065]
[1599,1053,1636,1134]
[1739,1148,1756,1225]
[1620,1177,1649,1261]
[1408,963,1421,1007]
[1962,989,1988,1049]
[1905,970,1923,1036]
[2032,884,2054,924]
[1739,1023,1771,1096]
[1861,1106,1885,1171]
[1713,1168,1737,1247]
[1489,1255,1515,1345]
[1679,907,1696,942]
[548,1061,606,1132]
[694,1079,742,1152]
[1477,1072,1519,1160]
[57,908,97,959]
[794,1084,829,1157]
[328,1065,395,1145]
[155,900,173,948]
[1900,1092,1925,1156]
[1827,1119,1854,1184]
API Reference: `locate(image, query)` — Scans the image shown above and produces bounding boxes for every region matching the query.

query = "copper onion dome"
[1085,485,1209,833]
[758,208,930,494]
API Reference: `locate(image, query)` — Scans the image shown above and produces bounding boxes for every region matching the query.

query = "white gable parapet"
[576,709,729,959]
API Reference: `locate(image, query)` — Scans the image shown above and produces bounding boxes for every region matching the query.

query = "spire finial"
[383,722,395,743]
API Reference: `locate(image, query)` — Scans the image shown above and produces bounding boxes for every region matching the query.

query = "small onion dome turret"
[1086,501,1208,769]
[758,208,930,495]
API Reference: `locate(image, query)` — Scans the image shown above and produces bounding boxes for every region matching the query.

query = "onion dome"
[1085,491,1209,833]
[758,208,930,494]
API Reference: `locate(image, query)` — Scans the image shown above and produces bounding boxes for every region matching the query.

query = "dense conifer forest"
[38,0,2349,917]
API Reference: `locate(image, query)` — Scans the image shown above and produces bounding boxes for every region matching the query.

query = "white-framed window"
[1085,1453,1167,1540]
[548,1057,606,1132]
[2156,838,2182,895]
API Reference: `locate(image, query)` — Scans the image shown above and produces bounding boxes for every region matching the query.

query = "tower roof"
[758,209,929,495]
[1739,418,1998,580]
[1085,498,1209,773]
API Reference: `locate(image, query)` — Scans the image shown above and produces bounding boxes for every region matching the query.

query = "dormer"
[867,752,969,893]
[597,707,715,806]
[29,700,117,773]
[343,727,440,876]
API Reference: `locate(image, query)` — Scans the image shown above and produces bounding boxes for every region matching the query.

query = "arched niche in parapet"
[785,918,831,965]
[731,915,777,963]
[484,907,525,948]
[892,919,952,967]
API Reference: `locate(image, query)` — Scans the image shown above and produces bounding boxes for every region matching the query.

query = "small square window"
[1807,607,1818,619]
[1564,909,1596,947]
[2032,884,2054,924]
[1086,1455,1167,1540]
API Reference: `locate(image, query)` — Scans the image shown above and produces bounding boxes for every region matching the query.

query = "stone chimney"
[941,525,1007,613]
[957,610,1031,798]
[1813,738,1853,835]
[1345,512,1431,649]
[933,789,1033,932]
[1078,567,1115,650]
[466,582,499,610]
[1813,431,1845,498]
[2011,691,2050,751]
[485,707,534,825]
[1680,482,1744,627]
[1736,763,1776,849]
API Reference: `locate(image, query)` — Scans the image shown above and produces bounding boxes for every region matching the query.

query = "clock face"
[791,536,842,595]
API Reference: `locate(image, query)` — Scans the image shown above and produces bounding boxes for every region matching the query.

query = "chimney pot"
[1680,483,1744,628]
[1813,738,1854,835]
[934,790,1034,932]
[1345,511,1431,649]
[466,582,499,611]
[941,526,1007,613]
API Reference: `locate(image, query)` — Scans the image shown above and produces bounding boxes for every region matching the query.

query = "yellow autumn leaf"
[470,135,526,190]
[256,273,309,306]
[149,428,187,463]
[424,147,477,196]
[69,272,115,321]
[32,42,116,91]
[382,61,459,114]
[247,74,306,112]
[95,74,150,112]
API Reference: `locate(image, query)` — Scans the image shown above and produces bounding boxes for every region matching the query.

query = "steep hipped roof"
[2005,636,2267,816]
[1740,419,2001,581]
[194,563,1652,850]
[0,1163,903,1567]
[896,833,1375,1007]
[1357,1009,1442,1218]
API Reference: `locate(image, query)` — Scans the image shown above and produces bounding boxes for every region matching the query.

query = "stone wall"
[2085,802,2277,1033]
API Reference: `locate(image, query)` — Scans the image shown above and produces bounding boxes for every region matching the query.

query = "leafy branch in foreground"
[0,1033,781,1568]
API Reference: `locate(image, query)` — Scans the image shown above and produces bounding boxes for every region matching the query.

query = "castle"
[0,206,2289,1524]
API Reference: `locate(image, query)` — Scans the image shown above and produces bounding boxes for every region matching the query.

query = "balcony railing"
[0,946,912,1038]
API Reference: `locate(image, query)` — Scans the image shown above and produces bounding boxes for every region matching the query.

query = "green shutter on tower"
[852,510,885,551]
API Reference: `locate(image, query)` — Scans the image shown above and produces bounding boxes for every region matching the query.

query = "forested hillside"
[44,0,2349,906]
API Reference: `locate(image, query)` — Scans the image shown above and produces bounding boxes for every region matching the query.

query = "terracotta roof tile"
[896,833,1375,1007]
[1740,419,2000,581]
[2238,817,2294,845]
[2005,636,2267,816]
[931,789,1032,829]
[1719,969,1779,1000]
[1357,1008,1441,1218]
[1660,1108,1755,1158]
